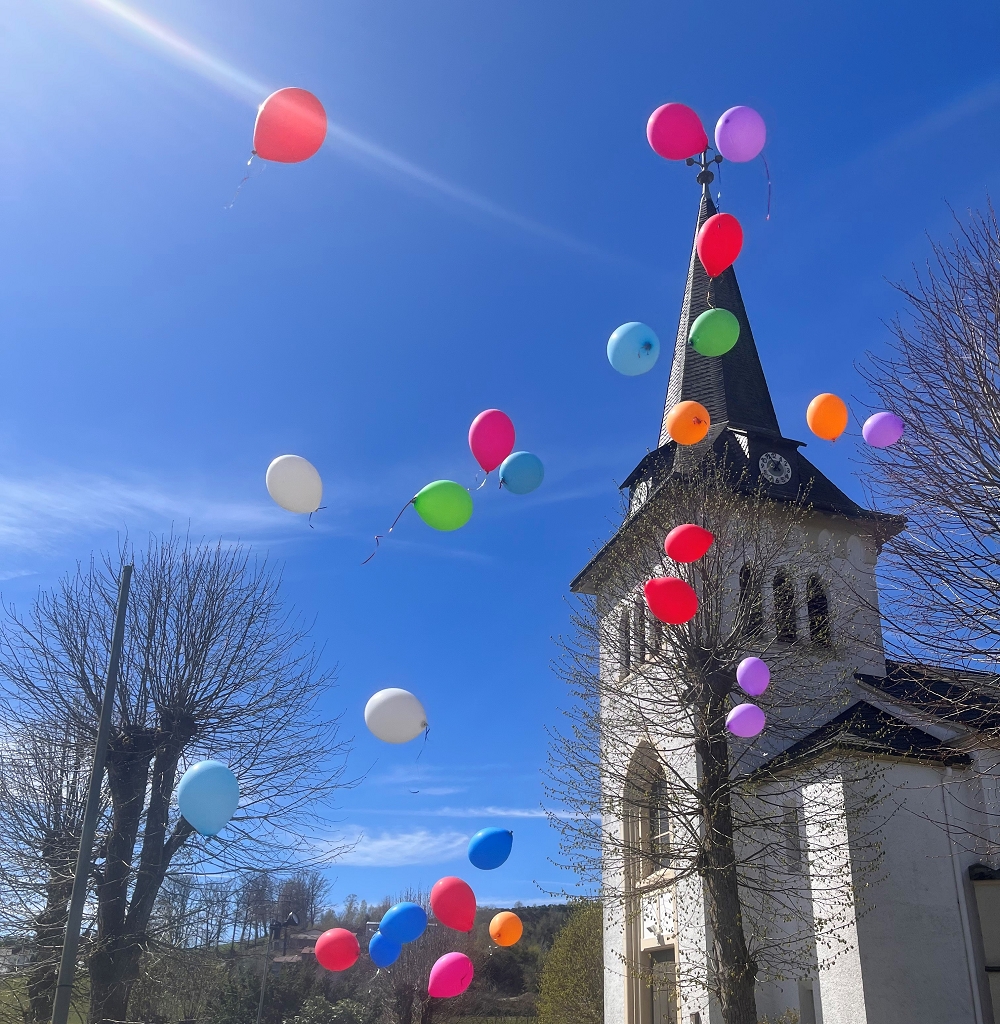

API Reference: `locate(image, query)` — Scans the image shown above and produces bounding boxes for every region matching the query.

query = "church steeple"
[658,184,781,447]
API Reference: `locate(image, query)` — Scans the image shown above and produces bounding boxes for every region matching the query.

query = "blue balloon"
[499,452,544,495]
[379,902,427,944]
[468,827,514,870]
[369,931,401,968]
[607,322,660,376]
[176,760,239,837]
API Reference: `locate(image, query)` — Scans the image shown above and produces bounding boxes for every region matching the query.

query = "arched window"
[806,575,831,647]
[623,746,673,1024]
[773,569,797,643]
[624,748,670,882]
[633,599,647,665]
[648,776,671,872]
[647,616,662,659]
[739,563,764,640]
[619,608,631,679]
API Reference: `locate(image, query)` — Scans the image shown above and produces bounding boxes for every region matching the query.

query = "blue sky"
[1,0,998,907]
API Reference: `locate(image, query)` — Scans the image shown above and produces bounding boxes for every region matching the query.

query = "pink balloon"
[647,104,708,161]
[714,106,766,163]
[726,703,765,738]
[469,410,515,473]
[862,412,904,448]
[736,657,770,697]
[428,952,474,998]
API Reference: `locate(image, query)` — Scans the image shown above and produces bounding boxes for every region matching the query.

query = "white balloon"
[266,455,322,514]
[364,688,428,744]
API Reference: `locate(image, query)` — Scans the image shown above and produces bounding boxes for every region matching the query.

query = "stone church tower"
[571,178,1000,1024]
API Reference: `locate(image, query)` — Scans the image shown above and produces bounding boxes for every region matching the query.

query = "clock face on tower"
[759,452,792,485]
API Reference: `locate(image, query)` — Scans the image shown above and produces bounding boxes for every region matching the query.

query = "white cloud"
[0,470,293,554]
[336,829,469,867]
[348,805,595,821]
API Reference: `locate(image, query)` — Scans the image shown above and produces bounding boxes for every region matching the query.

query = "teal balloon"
[608,322,660,376]
[413,480,473,531]
[176,760,239,837]
[499,452,544,494]
[689,308,740,357]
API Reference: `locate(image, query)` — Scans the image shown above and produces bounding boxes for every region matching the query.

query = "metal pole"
[255,928,273,1024]
[50,564,133,1024]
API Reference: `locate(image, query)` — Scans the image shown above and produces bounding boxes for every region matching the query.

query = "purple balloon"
[736,657,770,696]
[862,411,905,448]
[726,703,765,738]
[714,106,766,163]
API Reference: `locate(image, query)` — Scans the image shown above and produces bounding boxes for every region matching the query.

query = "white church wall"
[802,774,868,1024]
[848,761,984,1024]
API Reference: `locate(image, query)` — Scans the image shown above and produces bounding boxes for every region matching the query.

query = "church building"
[571,175,1000,1024]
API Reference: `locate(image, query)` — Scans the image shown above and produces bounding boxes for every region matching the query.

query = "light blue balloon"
[176,760,240,837]
[468,827,513,870]
[379,902,427,944]
[607,322,660,376]
[499,452,544,495]
[369,931,401,968]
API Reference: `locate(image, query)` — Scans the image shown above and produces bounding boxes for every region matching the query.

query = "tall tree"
[546,457,884,1024]
[0,535,353,1024]
[0,725,92,1024]
[537,903,603,1024]
[859,201,1000,664]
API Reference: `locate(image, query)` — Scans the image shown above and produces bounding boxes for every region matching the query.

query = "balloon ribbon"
[762,154,772,221]
[361,497,416,564]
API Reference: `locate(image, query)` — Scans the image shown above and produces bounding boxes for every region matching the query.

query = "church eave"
[746,701,973,783]
[856,661,1000,733]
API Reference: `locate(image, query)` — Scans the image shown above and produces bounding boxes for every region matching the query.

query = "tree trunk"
[26,863,74,1024]
[695,688,758,1024]
[89,730,155,1024]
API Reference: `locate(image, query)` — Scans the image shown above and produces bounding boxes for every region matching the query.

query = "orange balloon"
[806,393,849,441]
[489,911,523,947]
[665,401,711,445]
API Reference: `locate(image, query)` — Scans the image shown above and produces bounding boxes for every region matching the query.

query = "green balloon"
[689,308,740,357]
[413,480,473,532]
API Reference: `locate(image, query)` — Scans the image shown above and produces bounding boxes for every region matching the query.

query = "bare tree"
[859,201,1000,665]
[0,725,92,1024]
[0,534,354,1024]
[546,455,885,1024]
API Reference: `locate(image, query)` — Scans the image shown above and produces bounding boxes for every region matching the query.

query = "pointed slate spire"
[658,186,781,447]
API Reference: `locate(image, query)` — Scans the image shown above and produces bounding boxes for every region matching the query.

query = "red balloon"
[644,577,698,625]
[696,213,743,278]
[469,410,516,473]
[314,928,360,971]
[253,88,328,163]
[430,876,476,932]
[646,103,708,161]
[664,524,715,563]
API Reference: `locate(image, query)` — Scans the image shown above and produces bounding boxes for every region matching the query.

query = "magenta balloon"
[736,657,770,696]
[469,410,516,473]
[714,106,766,163]
[726,703,765,738]
[647,103,709,161]
[427,952,474,998]
[862,411,905,448]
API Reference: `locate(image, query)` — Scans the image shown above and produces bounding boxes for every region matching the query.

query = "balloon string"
[414,725,430,762]
[225,152,257,210]
[307,506,327,530]
[765,152,773,221]
[475,471,491,490]
[361,497,416,564]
